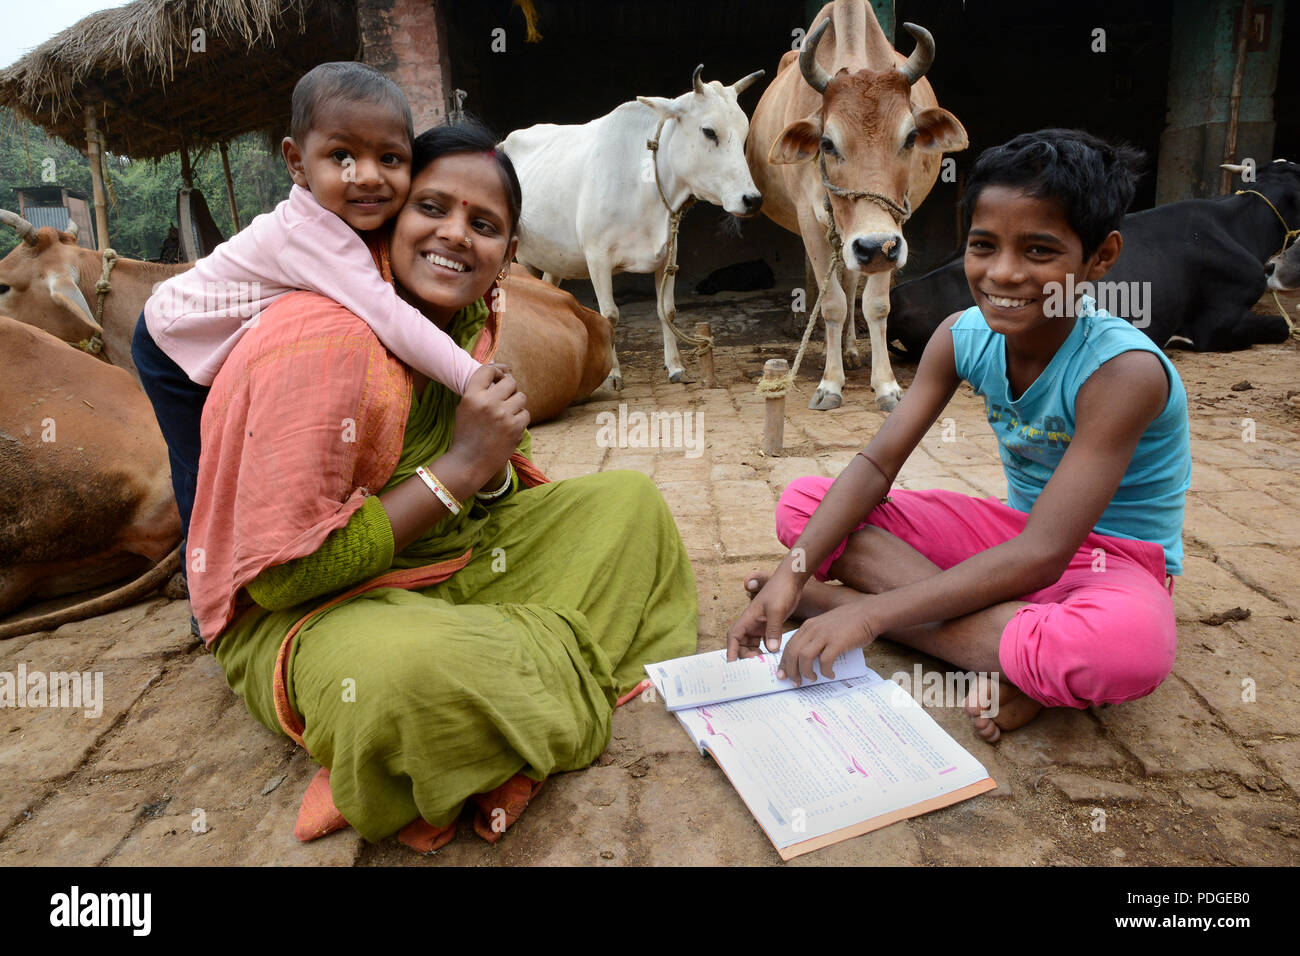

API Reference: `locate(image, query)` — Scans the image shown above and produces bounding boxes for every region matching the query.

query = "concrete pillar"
[356,0,454,133]
[1156,0,1286,202]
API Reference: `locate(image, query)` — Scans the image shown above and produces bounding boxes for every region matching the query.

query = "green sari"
[212,302,698,840]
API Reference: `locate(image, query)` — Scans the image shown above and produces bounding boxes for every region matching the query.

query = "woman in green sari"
[189,122,698,849]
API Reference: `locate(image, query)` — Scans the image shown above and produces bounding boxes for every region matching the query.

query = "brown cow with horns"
[746,0,968,410]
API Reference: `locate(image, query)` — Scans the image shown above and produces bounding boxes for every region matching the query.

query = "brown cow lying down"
[494,264,612,423]
[0,216,609,425]
[0,317,180,621]
[0,241,607,634]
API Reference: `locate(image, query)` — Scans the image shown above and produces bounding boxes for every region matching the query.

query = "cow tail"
[0,543,182,640]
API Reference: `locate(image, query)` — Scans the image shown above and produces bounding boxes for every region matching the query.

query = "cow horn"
[898,22,935,85]
[66,219,78,240]
[1220,163,1249,174]
[799,17,833,94]
[732,69,765,95]
[0,209,39,246]
[693,63,706,96]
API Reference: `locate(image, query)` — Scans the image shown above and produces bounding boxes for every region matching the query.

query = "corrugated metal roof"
[23,205,73,232]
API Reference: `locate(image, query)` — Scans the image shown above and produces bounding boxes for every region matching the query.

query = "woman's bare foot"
[963,674,1043,743]
[742,572,856,619]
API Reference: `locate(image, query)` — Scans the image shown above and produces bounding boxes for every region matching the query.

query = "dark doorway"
[444,0,1178,293]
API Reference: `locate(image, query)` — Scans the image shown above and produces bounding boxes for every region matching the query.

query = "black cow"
[887,159,1299,358]
[694,258,775,295]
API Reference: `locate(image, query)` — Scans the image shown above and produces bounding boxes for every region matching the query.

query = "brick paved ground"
[2,289,1298,866]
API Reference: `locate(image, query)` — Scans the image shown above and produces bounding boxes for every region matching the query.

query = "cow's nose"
[851,236,903,266]
[1264,258,1276,279]
[742,192,762,214]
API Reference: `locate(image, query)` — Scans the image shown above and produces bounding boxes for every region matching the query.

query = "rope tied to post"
[647,118,711,358]
[755,196,845,398]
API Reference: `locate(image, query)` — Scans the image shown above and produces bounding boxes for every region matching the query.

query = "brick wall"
[356,0,453,133]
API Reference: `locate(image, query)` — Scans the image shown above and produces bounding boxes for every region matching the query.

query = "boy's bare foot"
[742,572,853,619]
[963,674,1043,743]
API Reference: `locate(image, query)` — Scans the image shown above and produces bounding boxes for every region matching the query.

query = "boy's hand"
[727,570,803,661]
[776,602,876,686]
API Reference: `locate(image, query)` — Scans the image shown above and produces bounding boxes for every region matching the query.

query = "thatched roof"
[0,0,358,159]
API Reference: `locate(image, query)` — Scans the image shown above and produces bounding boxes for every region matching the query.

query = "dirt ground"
[2,287,1298,867]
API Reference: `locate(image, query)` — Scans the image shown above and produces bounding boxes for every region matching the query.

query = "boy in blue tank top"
[729,128,1191,741]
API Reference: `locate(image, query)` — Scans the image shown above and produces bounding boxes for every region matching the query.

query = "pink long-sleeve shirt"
[144,184,483,390]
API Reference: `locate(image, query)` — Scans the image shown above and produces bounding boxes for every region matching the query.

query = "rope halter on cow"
[818,153,913,226]
[646,116,712,359]
[756,155,911,400]
[1236,189,1300,340]
[1237,189,1300,258]
[75,247,117,359]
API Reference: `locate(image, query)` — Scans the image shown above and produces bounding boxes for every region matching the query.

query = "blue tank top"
[951,297,1190,575]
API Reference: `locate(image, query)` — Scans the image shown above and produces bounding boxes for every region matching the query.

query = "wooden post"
[84,107,110,251]
[179,136,193,189]
[219,141,241,232]
[695,321,717,388]
[1220,0,1254,194]
[761,358,788,457]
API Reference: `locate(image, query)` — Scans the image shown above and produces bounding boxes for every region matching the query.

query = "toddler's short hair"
[289,61,414,145]
[961,129,1145,258]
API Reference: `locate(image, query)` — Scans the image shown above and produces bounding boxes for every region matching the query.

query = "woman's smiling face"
[390,152,518,326]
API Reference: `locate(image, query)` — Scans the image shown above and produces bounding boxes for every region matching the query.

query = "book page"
[675,671,989,851]
[645,629,870,711]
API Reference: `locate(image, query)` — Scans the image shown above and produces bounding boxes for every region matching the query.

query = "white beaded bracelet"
[476,461,514,501]
[415,465,461,515]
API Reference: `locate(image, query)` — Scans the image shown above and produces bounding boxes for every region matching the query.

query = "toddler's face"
[283,100,412,232]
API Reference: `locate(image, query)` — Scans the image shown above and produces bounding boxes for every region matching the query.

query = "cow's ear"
[912,107,969,153]
[637,95,685,121]
[47,271,100,335]
[770,114,823,165]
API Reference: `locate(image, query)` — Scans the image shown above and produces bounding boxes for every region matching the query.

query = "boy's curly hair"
[960,128,1145,259]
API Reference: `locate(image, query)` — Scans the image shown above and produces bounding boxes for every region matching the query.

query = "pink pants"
[775,477,1178,709]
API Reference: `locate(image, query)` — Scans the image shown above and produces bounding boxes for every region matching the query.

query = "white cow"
[502,65,764,388]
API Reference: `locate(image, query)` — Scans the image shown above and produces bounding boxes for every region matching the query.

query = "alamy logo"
[0,664,103,718]
[149,281,263,320]
[889,664,999,717]
[1042,273,1151,328]
[594,402,705,458]
[49,886,151,936]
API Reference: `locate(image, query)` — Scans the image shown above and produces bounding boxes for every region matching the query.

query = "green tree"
[0,108,291,259]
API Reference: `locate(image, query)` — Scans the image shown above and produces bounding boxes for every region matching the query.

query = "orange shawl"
[186,242,545,653]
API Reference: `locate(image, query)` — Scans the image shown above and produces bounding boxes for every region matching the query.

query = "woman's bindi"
[462,200,468,206]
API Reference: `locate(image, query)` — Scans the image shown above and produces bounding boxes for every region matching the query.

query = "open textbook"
[645,631,996,860]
